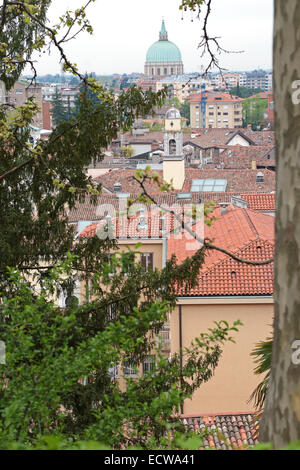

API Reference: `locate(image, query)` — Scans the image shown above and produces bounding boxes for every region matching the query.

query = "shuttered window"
[141,252,154,270]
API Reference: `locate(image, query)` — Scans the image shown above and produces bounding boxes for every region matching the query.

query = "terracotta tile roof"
[114,131,193,146]
[77,208,175,239]
[93,168,167,195]
[67,195,121,222]
[77,203,274,297]
[205,145,276,170]
[187,239,274,296]
[185,128,255,148]
[67,192,275,224]
[94,168,275,196]
[242,129,275,146]
[241,193,276,212]
[168,205,274,296]
[180,413,259,449]
[189,92,244,103]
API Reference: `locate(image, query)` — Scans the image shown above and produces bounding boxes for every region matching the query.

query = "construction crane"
[200,83,207,129]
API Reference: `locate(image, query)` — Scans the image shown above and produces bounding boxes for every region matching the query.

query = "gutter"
[179,304,184,415]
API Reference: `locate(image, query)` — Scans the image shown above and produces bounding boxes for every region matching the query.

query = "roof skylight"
[191,179,228,193]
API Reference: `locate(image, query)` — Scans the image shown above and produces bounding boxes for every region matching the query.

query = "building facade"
[4,80,43,128]
[190,92,243,129]
[156,74,213,104]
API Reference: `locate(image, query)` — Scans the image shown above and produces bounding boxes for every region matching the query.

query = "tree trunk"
[260,0,300,447]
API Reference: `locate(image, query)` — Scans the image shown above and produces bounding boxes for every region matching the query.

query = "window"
[164,68,167,75]
[169,138,176,155]
[113,182,122,192]
[143,355,156,374]
[121,251,135,274]
[141,252,154,270]
[191,179,228,192]
[123,359,138,377]
[157,68,160,76]
[256,172,264,183]
[108,364,118,380]
[106,303,118,323]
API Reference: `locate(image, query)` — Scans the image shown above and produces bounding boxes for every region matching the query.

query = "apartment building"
[190,92,243,129]
[215,72,240,90]
[42,84,79,110]
[156,74,213,104]
[74,199,274,414]
[238,71,273,91]
[4,80,43,128]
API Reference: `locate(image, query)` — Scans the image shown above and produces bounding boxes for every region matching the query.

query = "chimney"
[220,203,230,215]
[252,160,257,170]
[163,157,185,190]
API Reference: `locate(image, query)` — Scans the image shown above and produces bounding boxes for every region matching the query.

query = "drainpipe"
[179,304,184,415]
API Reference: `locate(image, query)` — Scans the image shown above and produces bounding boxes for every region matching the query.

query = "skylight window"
[177,193,192,200]
[191,179,227,193]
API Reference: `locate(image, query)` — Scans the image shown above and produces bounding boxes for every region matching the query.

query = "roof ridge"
[242,208,261,240]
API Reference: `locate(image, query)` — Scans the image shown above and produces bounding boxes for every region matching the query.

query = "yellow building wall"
[163,159,185,190]
[165,118,181,131]
[170,299,273,414]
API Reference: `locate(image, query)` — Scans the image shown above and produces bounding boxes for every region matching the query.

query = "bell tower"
[163,106,185,190]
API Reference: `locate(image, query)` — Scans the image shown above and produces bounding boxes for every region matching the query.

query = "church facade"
[144,20,184,78]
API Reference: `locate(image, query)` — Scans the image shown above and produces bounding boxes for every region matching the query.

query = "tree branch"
[132,175,274,266]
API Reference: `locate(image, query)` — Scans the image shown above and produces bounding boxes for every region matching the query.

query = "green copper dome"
[146,40,182,63]
[146,20,182,64]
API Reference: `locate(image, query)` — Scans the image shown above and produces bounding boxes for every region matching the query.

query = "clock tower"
[163,106,185,190]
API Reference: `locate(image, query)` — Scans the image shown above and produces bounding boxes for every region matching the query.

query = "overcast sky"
[29,0,274,76]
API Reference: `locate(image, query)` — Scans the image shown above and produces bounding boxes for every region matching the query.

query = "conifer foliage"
[0,1,240,448]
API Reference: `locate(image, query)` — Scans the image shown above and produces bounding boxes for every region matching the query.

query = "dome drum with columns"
[144,20,184,78]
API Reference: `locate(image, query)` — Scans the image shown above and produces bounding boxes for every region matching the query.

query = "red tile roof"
[189,92,244,103]
[78,204,274,297]
[185,129,255,148]
[78,208,175,239]
[67,192,276,224]
[93,168,166,195]
[204,145,276,170]
[182,168,276,194]
[241,193,276,212]
[92,168,275,196]
[168,205,274,296]
[242,129,275,146]
[181,413,259,449]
